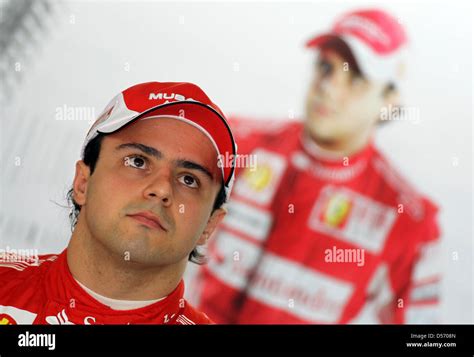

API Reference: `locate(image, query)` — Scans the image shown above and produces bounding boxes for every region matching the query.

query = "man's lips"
[313,103,331,116]
[127,211,168,231]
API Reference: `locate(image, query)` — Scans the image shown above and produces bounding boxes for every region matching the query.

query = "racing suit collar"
[299,130,375,164]
[42,249,185,324]
[295,130,375,182]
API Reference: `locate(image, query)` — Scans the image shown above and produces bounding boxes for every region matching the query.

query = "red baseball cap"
[82,82,237,201]
[306,9,408,86]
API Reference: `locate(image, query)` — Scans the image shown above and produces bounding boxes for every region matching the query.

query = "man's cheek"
[177,203,209,236]
[94,172,129,199]
[87,178,123,220]
[177,203,198,225]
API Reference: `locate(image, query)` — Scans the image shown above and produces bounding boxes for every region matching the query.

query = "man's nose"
[143,169,173,206]
[315,75,339,101]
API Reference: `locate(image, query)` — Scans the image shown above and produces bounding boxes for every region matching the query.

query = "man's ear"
[72,160,91,206]
[378,84,401,124]
[196,207,227,246]
[383,83,400,108]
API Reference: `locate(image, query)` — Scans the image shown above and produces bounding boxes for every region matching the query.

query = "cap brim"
[305,33,342,49]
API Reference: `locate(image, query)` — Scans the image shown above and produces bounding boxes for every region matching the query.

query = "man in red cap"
[0,82,237,324]
[191,9,441,324]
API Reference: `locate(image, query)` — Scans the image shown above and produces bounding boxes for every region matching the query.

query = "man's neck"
[66,221,185,301]
[75,278,165,310]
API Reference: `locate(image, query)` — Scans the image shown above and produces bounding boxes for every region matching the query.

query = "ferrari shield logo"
[321,193,352,228]
[309,185,397,254]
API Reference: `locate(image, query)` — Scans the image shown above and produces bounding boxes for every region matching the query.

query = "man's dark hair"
[66,133,226,265]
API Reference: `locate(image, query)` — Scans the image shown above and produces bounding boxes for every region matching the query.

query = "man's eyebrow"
[176,159,214,182]
[115,143,162,159]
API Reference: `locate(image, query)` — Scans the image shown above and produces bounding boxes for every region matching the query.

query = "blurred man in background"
[190,8,441,324]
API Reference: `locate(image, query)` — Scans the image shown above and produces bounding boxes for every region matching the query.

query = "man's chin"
[305,120,341,144]
[100,232,163,263]
[111,244,167,267]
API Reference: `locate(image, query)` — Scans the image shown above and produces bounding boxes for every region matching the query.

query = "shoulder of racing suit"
[227,116,302,153]
[368,147,439,226]
[0,252,58,324]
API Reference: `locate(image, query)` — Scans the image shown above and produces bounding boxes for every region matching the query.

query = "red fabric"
[0,250,212,325]
[191,118,441,324]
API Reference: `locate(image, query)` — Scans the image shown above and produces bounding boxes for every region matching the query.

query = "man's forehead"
[113,117,214,151]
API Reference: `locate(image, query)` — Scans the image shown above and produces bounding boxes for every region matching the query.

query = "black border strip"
[0,325,473,355]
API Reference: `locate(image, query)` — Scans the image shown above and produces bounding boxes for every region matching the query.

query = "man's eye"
[318,59,333,77]
[124,155,148,170]
[178,175,199,188]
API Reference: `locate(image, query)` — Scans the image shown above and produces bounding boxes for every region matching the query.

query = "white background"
[0,0,472,323]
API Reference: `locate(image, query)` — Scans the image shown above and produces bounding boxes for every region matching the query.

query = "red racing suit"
[190,118,441,324]
[0,249,212,325]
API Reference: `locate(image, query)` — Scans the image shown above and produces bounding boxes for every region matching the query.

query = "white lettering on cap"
[148,93,195,102]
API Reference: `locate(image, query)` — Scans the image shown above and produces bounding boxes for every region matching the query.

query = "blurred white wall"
[0,0,472,323]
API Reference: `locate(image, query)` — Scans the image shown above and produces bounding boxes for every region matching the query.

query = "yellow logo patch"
[322,193,352,228]
[243,165,273,192]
